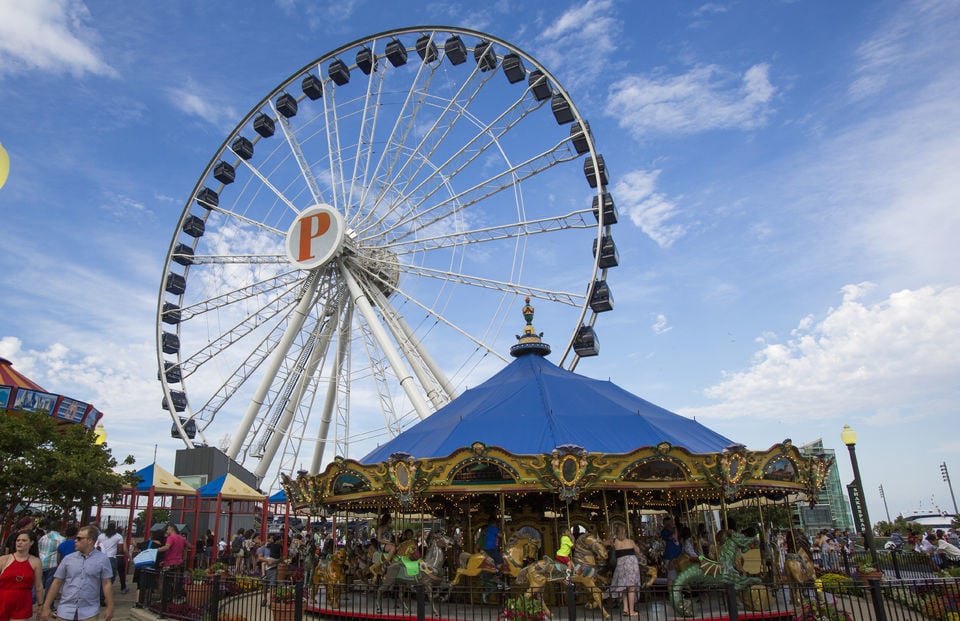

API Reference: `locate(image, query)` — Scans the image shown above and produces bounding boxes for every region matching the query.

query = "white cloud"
[166,81,240,131]
[0,0,115,78]
[848,0,960,101]
[605,63,776,137]
[681,284,960,423]
[535,0,619,87]
[612,170,686,247]
[651,313,672,335]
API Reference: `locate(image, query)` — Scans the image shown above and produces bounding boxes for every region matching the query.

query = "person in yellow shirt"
[555,527,574,578]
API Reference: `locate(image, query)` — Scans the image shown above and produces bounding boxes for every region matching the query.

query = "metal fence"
[138,569,960,621]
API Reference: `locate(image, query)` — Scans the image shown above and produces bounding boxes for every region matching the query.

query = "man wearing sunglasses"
[40,526,114,621]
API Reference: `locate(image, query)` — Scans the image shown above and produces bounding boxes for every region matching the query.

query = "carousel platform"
[303,583,800,621]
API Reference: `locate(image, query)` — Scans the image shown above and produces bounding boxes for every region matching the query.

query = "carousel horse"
[670,531,763,617]
[451,532,541,586]
[783,529,817,606]
[515,532,611,619]
[312,548,349,607]
[375,531,454,615]
[635,536,662,587]
[347,539,378,584]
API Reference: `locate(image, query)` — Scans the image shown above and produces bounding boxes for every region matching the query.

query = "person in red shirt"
[158,524,187,569]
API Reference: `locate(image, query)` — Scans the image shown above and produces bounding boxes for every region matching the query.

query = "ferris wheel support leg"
[254,306,337,482]
[227,272,323,460]
[312,301,352,474]
[339,261,433,421]
[366,284,459,406]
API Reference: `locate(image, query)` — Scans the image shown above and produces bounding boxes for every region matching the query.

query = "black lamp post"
[841,424,879,566]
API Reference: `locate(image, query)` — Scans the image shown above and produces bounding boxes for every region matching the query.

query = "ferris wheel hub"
[285,203,345,269]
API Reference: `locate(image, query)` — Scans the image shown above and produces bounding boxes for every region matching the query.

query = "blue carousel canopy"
[362,353,734,464]
[269,489,287,503]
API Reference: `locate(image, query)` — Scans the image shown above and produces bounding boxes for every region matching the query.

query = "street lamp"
[841,424,878,566]
[879,485,891,523]
[941,462,959,516]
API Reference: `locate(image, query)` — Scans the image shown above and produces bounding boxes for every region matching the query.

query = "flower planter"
[185,582,211,608]
[270,601,296,621]
[856,571,883,585]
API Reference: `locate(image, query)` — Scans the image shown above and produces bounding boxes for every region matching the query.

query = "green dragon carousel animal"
[670,531,762,617]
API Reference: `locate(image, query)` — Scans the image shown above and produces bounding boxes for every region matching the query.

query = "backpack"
[231,536,244,553]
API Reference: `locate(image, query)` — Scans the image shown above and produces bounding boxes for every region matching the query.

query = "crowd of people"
[0,518,121,621]
[889,527,960,569]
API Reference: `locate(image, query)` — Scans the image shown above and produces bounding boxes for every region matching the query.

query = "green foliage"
[726,505,794,530]
[501,596,548,621]
[874,516,924,536]
[816,573,857,596]
[134,507,171,534]
[0,410,136,527]
[272,585,297,603]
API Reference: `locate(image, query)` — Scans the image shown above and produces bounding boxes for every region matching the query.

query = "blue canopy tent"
[197,473,267,555]
[363,352,734,463]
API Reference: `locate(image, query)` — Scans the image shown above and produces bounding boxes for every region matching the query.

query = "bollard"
[416,582,426,621]
[726,582,739,621]
[566,581,577,621]
[209,574,221,618]
[295,581,304,621]
[868,579,888,621]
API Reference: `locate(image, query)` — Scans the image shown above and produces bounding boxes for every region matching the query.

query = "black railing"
[137,569,960,621]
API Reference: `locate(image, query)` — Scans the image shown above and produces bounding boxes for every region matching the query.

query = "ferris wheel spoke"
[355,315,403,438]
[175,269,303,322]
[230,148,301,217]
[252,306,335,480]
[345,47,388,223]
[359,61,491,231]
[184,253,288,265]
[382,210,594,256]
[178,284,300,379]
[226,270,325,459]
[355,42,439,224]
[361,276,456,408]
[349,258,510,364]
[339,261,433,421]
[322,82,349,215]
[311,299,352,472]
[387,260,583,307]
[191,272,341,426]
[382,90,547,235]
[270,99,325,207]
[204,204,286,238]
[374,139,577,245]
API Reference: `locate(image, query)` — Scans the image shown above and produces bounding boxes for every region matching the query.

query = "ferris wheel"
[156,26,621,489]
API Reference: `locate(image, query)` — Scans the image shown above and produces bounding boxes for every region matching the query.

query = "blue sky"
[1,0,958,526]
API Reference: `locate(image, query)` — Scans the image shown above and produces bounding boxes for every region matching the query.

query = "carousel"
[282,301,833,618]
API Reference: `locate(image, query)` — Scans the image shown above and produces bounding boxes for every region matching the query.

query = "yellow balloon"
[0,142,8,190]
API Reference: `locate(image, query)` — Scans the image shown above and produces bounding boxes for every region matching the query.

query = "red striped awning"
[0,357,46,391]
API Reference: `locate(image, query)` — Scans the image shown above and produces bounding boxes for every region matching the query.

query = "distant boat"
[900,509,957,531]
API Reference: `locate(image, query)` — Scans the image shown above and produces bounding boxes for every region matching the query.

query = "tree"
[134,507,171,537]
[727,504,794,531]
[0,410,136,534]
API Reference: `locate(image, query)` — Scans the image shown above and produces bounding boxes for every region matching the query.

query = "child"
[556,527,574,579]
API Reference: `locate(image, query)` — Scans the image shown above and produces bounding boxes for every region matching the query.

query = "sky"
[1,0,959,527]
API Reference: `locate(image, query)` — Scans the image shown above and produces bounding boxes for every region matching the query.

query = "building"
[797,439,855,533]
